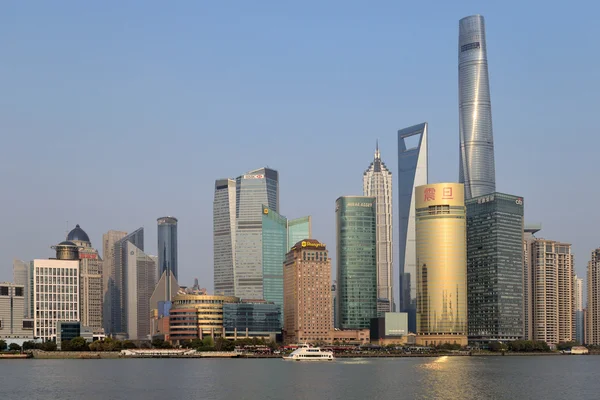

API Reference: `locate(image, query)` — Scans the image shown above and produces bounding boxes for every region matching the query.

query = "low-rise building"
[0,282,34,346]
[370,312,409,345]
[223,301,281,341]
[169,294,239,344]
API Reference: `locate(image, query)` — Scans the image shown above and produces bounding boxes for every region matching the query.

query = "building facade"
[169,294,239,344]
[157,217,178,280]
[33,252,80,342]
[466,193,524,344]
[223,301,281,341]
[107,228,156,339]
[0,282,33,344]
[102,229,127,334]
[284,239,332,344]
[213,178,236,296]
[13,259,32,318]
[587,249,600,345]
[529,239,574,345]
[67,224,104,333]
[397,122,428,333]
[574,275,584,344]
[363,142,394,314]
[522,225,541,340]
[262,206,311,323]
[414,183,467,346]
[458,15,496,199]
[123,241,156,340]
[336,196,377,330]
[234,168,279,299]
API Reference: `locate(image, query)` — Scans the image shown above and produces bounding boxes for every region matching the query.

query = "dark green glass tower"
[335,196,377,329]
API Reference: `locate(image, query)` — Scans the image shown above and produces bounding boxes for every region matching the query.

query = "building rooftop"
[67,224,90,243]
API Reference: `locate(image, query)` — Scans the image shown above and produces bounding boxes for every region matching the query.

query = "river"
[1,356,598,399]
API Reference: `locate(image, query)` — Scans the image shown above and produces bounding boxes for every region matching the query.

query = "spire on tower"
[375,139,380,159]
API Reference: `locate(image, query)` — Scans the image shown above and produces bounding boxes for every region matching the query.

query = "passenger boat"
[282,344,334,361]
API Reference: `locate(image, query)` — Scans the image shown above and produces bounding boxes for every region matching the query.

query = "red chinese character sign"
[442,187,453,199]
[424,188,436,201]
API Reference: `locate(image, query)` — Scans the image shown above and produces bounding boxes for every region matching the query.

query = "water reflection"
[2,357,600,400]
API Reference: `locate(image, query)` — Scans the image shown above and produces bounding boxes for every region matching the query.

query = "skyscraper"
[213,179,236,296]
[522,225,542,340]
[466,193,524,344]
[157,217,178,280]
[234,167,279,299]
[529,239,574,345]
[415,183,467,346]
[587,249,600,345]
[102,229,127,333]
[262,206,311,320]
[336,196,377,329]
[123,241,157,340]
[574,275,584,344]
[67,224,103,333]
[109,228,144,336]
[283,239,332,344]
[398,122,428,332]
[459,15,496,199]
[363,141,394,314]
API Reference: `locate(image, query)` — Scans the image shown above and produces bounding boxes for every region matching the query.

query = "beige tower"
[415,183,467,346]
[283,239,332,344]
[587,249,600,345]
[529,239,574,345]
[67,225,104,333]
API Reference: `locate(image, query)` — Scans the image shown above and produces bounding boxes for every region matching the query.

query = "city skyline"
[2,4,599,300]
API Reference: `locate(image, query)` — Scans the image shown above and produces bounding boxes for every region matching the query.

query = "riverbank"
[20,350,597,359]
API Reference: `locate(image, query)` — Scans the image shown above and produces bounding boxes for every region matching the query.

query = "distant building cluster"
[2,15,598,350]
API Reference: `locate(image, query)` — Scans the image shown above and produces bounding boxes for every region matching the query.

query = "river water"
[1,356,598,399]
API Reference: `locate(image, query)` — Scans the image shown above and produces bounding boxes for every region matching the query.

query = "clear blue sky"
[2,1,598,301]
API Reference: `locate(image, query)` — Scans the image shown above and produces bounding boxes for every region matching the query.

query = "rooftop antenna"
[66,220,69,239]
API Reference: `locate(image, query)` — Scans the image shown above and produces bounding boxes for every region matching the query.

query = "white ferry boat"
[282,344,335,361]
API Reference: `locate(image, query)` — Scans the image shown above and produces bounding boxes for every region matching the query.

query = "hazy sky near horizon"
[2,1,599,301]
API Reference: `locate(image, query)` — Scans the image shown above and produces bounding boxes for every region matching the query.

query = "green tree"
[22,341,38,351]
[0,340,7,351]
[9,343,21,351]
[557,341,578,351]
[122,340,137,349]
[487,342,506,352]
[202,336,214,347]
[69,337,88,351]
[41,341,57,351]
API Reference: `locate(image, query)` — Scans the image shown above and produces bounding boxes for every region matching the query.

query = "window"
[461,42,481,52]
[0,286,8,296]
[15,287,24,297]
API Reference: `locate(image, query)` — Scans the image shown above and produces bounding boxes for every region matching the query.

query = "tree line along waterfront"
[1,338,598,358]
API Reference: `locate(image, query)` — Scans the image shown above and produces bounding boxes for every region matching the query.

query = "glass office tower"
[459,15,497,199]
[415,183,467,346]
[398,122,428,333]
[336,196,377,329]
[235,168,279,299]
[262,206,311,324]
[466,193,524,344]
[213,179,236,296]
[157,217,178,280]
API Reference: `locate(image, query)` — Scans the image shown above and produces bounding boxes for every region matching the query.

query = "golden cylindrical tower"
[415,183,467,346]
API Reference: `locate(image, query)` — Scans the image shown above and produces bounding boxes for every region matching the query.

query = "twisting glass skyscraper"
[363,141,394,314]
[459,15,496,199]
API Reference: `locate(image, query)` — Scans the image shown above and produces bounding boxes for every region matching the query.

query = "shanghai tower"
[458,15,496,199]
